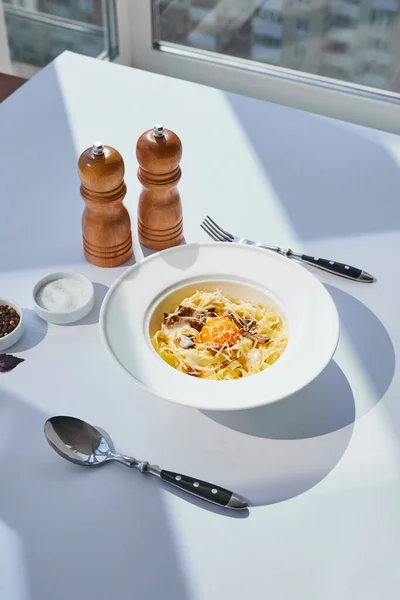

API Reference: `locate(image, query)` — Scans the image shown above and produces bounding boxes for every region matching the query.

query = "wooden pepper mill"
[136,124,183,250]
[78,142,132,267]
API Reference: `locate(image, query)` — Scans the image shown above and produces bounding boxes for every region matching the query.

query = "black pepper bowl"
[0,299,24,352]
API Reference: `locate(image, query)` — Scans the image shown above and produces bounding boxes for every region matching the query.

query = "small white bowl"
[33,272,95,325]
[0,299,24,351]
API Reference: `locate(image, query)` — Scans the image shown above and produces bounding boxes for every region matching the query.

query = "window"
[1,0,118,76]
[253,34,281,49]
[150,0,400,102]
[19,20,31,31]
[295,45,306,59]
[330,14,354,28]
[43,2,71,19]
[295,18,309,34]
[78,0,94,11]
[2,1,399,133]
[256,9,284,24]
[325,41,348,54]
[362,72,387,88]
[319,64,350,80]
[369,9,395,26]
[372,38,389,51]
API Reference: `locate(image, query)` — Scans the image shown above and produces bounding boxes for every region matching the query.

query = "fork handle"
[294,253,374,282]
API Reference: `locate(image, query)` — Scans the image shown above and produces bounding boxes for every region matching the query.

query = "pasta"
[151,290,287,380]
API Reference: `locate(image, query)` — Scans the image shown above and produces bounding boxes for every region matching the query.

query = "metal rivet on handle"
[193,482,199,488]
[211,488,218,494]
[175,475,181,481]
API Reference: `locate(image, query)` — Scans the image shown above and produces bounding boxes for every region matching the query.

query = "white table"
[1,51,400,600]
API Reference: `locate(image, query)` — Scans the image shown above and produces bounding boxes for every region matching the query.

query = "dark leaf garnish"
[0,353,25,373]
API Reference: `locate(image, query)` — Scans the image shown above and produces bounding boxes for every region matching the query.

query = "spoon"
[44,416,248,510]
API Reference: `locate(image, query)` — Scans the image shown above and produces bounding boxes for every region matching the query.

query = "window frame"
[0,0,118,74]
[0,3,11,73]
[116,0,400,134]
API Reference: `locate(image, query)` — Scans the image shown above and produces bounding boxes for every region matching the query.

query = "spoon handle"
[160,469,248,510]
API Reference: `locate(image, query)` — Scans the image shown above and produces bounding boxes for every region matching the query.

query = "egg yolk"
[200,317,241,347]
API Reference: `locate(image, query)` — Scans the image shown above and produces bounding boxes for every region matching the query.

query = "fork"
[201,216,375,283]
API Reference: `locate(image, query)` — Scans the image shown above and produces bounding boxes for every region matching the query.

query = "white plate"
[100,243,339,411]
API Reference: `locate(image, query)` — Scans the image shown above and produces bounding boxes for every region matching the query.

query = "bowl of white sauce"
[33,272,94,324]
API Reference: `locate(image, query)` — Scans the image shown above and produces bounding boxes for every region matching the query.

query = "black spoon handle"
[160,469,248,510]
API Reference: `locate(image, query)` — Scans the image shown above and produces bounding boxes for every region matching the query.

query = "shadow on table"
[226,92,400,241]
[141,237,187,259]
[0,63,84,273]
[95,425,249,519]
[204,360,354,440]
[325,284,395,414]
[199,357,354,506]
[63,282,109,327]
[201,285,395,506]
[211,283,394,437]
[0,389,191,600]
[7,309,48,353]
[202,360,355,506]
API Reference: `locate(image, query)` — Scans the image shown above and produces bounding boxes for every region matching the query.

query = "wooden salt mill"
[136,124,183,250]
[78,142,132,267]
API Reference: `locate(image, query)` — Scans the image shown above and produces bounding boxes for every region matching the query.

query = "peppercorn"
[0,305,20,337]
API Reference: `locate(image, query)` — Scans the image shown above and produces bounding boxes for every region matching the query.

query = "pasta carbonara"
[151,290,287,380]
